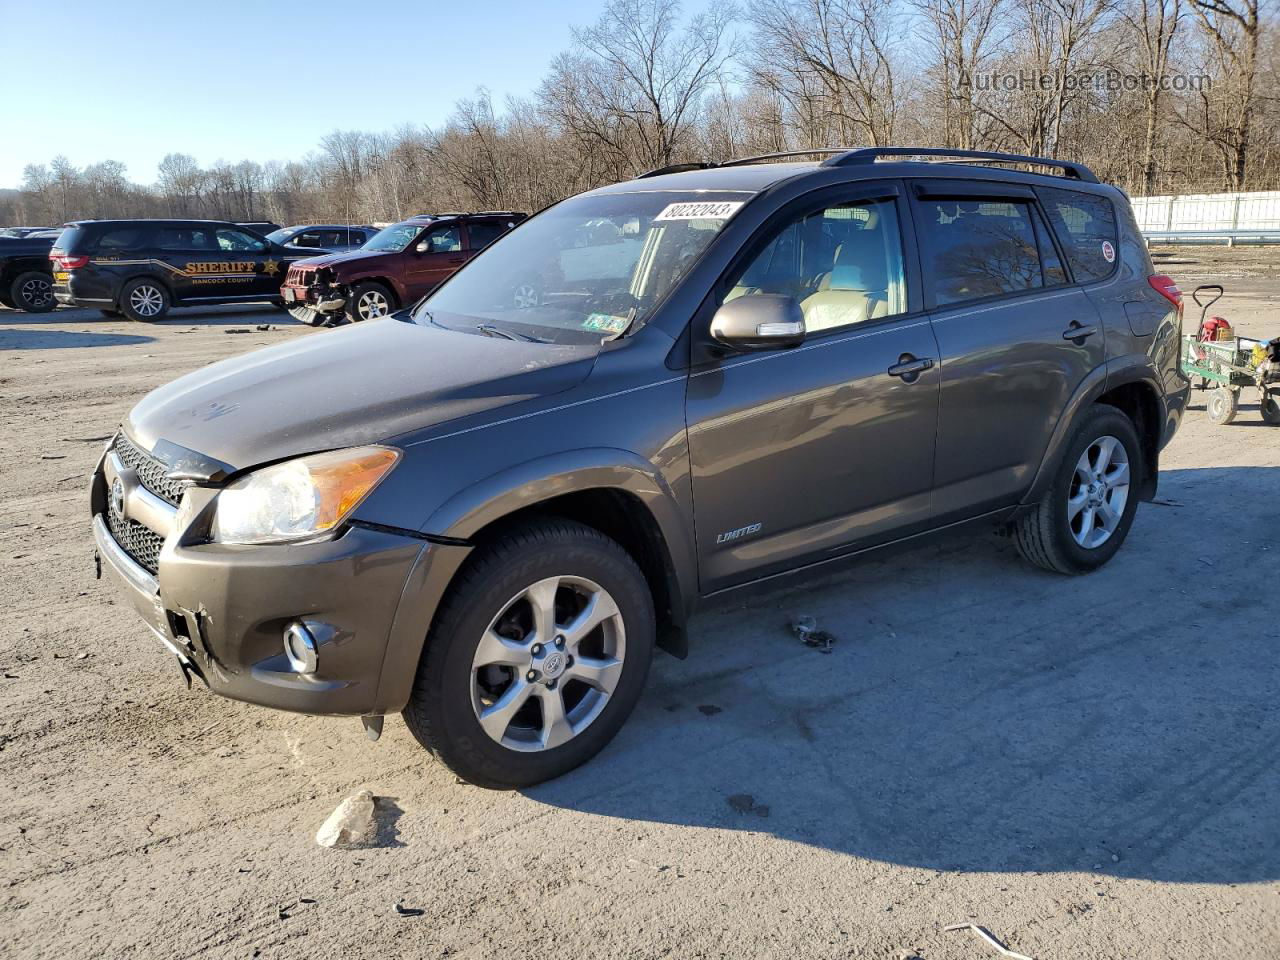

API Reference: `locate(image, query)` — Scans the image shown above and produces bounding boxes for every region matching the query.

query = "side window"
[293,231,325,248]
[1038,186,1117,283]
[466,221,506,250]
[156,227,216,251]
[94,226,149,251]
[215,228,267,253]
[423,226,462,253]
[920,199,1043,306]
[1031,206,1067,286]
[723,197,908,334]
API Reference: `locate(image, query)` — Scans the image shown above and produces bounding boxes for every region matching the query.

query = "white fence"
[1131,190,1280,244]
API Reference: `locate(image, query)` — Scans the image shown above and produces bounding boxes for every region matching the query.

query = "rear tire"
[402,519,655,789]
[1013,405,1142,575]
[118,278,169,322]
[1261,391,1280,425]
[345,281,395,323]
[10,271,55,313]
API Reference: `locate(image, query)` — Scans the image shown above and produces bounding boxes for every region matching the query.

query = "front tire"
[1259,390,1280,425]
[118,278,169,322]
[1013,405,1142,575]
[345,281,395,323]
[10,271,55,313]
[1207,386,1238,425]
[403,520,655,789]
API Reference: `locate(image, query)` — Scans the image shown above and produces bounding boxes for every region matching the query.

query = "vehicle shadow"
[0,328,155,350]
[0,303,293,328]
[527,465,1280,885]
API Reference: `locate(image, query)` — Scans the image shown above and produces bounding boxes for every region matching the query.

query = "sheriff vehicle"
[50,219,319,321]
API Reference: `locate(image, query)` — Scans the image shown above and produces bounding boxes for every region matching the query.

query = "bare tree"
[914,0,1008,149]
[540,0,738,173]
[1179,0,1262,189]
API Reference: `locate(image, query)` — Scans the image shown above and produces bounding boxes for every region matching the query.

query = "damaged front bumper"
[90,441,470,716]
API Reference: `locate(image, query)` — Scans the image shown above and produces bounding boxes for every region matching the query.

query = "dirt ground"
[2,250,1278,960]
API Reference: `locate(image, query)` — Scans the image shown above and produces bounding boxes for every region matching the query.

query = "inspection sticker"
[1101,240,1116,263]
[654,201,744,221]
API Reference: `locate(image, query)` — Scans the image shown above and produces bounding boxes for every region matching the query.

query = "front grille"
[286,265,315,285]
[114,433,187,506]
[106,498,164,573]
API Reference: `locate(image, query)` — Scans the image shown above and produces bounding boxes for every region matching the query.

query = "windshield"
[415,191,751,342]
[365,222,425,253]
[265,228,292,243]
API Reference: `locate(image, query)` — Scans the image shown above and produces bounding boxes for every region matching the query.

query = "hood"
[125,320,599,471]
[290,249,393,271]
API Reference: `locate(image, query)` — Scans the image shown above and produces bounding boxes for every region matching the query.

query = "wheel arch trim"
[1024,359,1165,506]
[371,449,698,712]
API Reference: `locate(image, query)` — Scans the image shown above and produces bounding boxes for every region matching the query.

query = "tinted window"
[1031,206,1067,286]
[725,197,909,332]
[94,226,150,251]
[921,200,1042,306]
[215,227,267,252]
[424,226,462,253]
[1038,186,1118,283]
[155,227,216,251]
[467,221,508,250]
[292,231,325,248]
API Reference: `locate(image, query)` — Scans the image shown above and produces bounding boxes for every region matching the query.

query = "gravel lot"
[3,249,1278,960]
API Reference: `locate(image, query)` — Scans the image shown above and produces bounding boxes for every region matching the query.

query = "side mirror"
[415,240,430,254]
[710,294,805,350]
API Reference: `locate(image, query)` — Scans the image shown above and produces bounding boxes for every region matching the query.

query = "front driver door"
[686,183,941,591]
[404,224,465,300]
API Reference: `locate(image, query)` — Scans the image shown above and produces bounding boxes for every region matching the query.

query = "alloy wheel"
[470,575,625,752]
[129,284,164,317]
[1067,435,1130,548]
[513,284,539,309]
[357,290,389,320]
[20,276,53,309]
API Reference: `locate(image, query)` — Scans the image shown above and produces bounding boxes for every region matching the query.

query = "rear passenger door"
[687,182,941,590]
[910,180,1105,522]
[153,225,223,302]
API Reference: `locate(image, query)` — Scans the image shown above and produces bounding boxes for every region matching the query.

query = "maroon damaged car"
[281,211,525,326]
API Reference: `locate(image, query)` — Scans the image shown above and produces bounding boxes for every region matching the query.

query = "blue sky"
[1,0,711,189]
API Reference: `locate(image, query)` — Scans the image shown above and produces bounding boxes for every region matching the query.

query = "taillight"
[49,253,89,269]
[1149,274,1182,313]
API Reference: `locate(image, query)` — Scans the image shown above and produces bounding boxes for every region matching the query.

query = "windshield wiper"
[476,323,549,343]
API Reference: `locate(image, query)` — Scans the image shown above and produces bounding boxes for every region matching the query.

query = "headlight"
[211,446,400,545]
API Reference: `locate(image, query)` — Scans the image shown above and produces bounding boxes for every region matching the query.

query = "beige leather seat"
[800,228,889,332]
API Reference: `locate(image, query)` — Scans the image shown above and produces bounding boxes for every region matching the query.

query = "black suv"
[92,148,1189,788]
[51,219,321,321]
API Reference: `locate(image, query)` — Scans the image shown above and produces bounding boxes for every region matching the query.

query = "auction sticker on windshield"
[654,201,744,221]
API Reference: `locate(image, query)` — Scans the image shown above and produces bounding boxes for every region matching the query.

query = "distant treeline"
[5,0,1277,228]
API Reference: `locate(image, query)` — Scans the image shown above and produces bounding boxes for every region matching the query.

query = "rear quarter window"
[93,226,151,252]
[1038,186,1118,283]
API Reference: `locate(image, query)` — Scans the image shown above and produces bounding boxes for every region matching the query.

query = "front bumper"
[91,443,470,715]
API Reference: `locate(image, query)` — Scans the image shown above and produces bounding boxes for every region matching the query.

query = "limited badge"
[1101,240,1115,263]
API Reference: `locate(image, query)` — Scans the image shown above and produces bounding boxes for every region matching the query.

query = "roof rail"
[823,147,1098,183]
[635,162,716,179]
[719,148,849,167]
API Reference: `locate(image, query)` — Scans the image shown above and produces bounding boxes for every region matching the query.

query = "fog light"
[283,622,318,674]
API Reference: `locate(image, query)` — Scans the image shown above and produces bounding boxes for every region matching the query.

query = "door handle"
[1062,322,1098,342]
[887,355,934,381]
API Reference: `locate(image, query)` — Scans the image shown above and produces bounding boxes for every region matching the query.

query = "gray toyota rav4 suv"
[92,148,1190,788]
